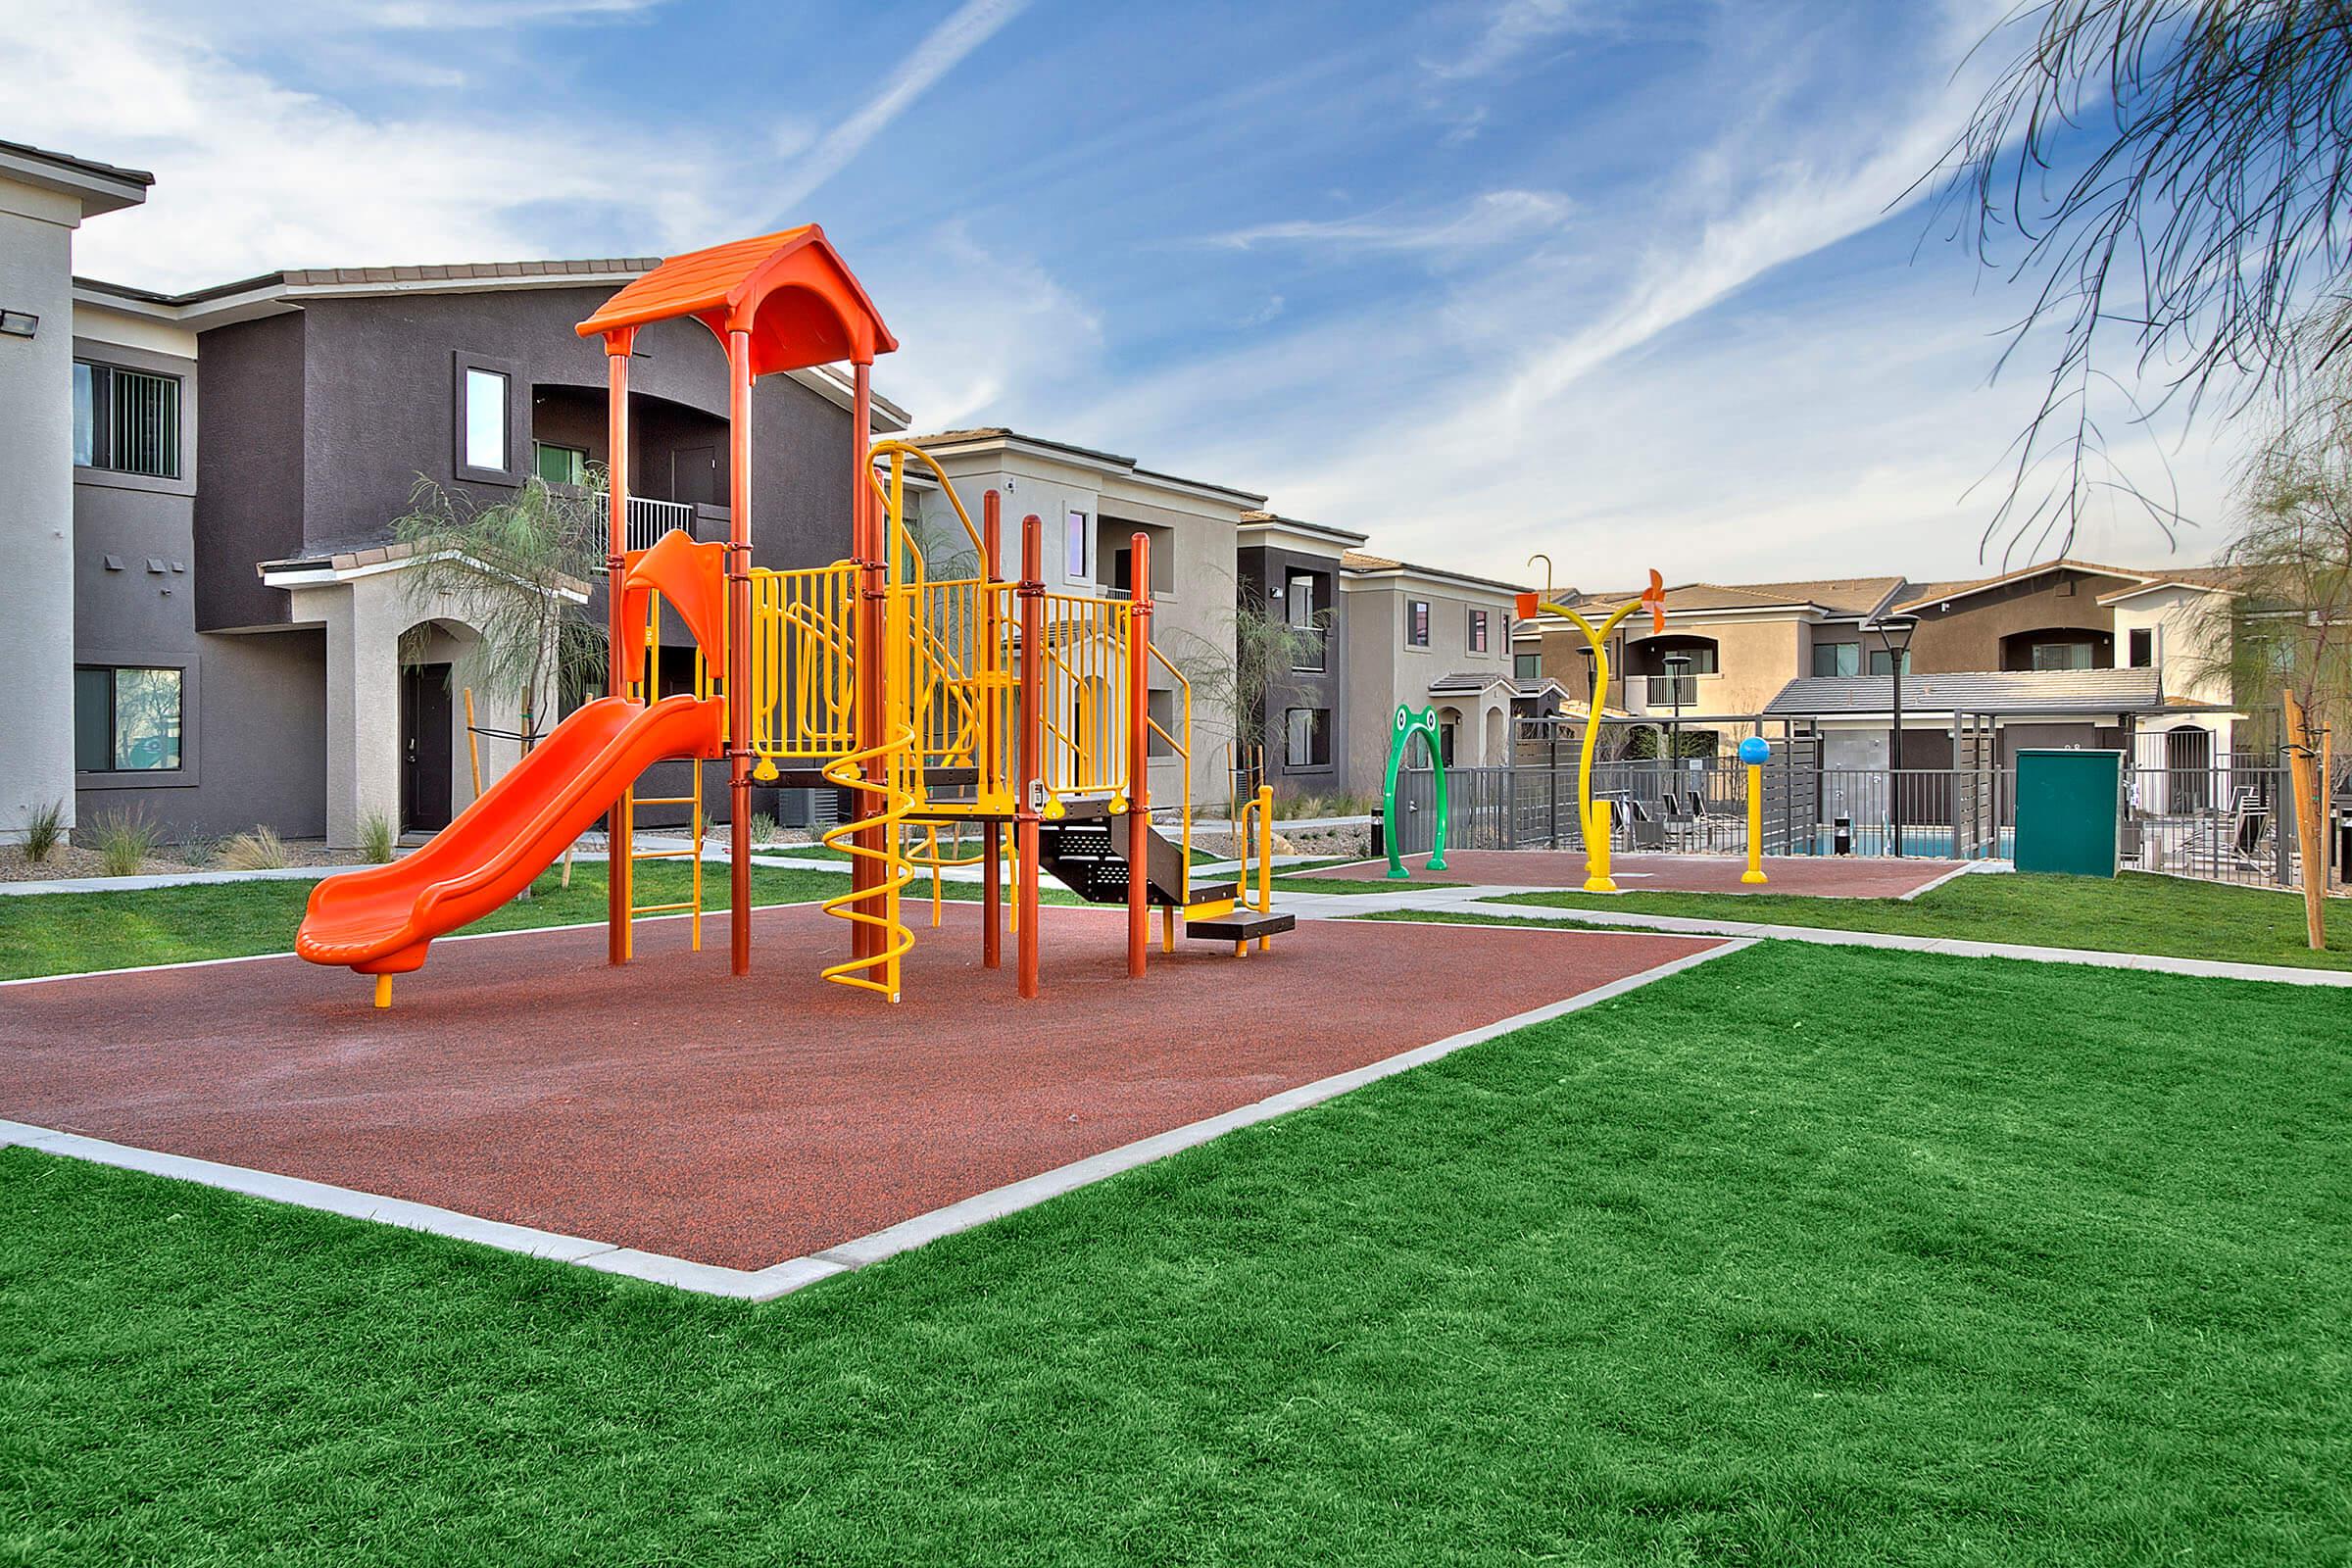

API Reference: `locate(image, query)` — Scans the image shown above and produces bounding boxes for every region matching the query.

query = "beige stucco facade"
[909,430,1261,812]
[1341,564,1519,787]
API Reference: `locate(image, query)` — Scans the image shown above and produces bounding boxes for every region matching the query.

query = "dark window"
[2129,627,2155,667]
[1469,609,1489,652]
[2030,640,2094,670]
[1286,574,1325,671]
[72,362,181,478]
[1514,652,1541,680]
[1867,648,1911,675]
[74,664,182,772]
[1812,642,1860,677]
[533,442,586,486]
[1407,599,1430,647]
[1284,707,1331,768]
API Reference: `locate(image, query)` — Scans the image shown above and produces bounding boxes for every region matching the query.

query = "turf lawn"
[0,862,853,982]
[1380,869,2352,972]
[4,941,2345,1564]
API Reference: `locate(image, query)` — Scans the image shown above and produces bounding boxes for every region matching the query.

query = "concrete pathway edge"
[0,935,1747,1303]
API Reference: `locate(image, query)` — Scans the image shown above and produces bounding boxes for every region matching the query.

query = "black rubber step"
[1184,908,1297,941]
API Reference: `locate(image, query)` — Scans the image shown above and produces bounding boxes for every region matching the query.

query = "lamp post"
[1868,615,1920,856]
[1663,652,1691,764]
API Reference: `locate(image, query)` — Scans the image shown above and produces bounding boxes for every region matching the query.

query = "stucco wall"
[1906,568,2135,671]
[2109,586,2232,705]
[0,182,79,840]
[1342,574,1516,788]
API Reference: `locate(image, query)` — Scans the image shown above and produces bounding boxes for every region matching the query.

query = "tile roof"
[1764,667,2166,716]
[1340,551,1527,592]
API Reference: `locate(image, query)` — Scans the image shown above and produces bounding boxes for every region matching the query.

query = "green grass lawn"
[0,862,850,983]
[1273,873,1466,895]
[5,942,2345,1564]
[1427,870,2352,972]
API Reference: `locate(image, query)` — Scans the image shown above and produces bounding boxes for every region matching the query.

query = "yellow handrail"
[1147,641,1194,901]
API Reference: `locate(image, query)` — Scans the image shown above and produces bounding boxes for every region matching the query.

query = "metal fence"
[1389,754,2309,892]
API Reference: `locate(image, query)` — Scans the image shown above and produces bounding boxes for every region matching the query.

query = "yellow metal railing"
[1035,593,1132,805]
[749,562,859,767]
[1146,641,1194,902]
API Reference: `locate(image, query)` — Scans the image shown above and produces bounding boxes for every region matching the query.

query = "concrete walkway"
[1273,882,2352,989]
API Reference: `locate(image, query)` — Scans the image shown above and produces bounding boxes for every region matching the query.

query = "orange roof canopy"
[576,224,897,374]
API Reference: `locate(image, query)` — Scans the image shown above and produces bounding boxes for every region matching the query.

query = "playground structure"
[297,226,1292,1006]
[1515,566,1668,892]
[1382,706,1450,880]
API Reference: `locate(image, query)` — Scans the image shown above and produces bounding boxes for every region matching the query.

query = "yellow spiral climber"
[818,725,917,1001]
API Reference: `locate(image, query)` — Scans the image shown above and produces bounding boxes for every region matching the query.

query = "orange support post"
[725,330,755,976]
[1127,530,1152,978]
[982,487,1004,971]
[1016,513,1044,999]
[602,328,635,966]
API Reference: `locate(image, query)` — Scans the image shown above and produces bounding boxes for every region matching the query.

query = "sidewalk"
[1271,883,2352,989]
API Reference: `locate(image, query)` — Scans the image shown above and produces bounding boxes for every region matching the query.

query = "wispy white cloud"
[1427,0,1604,79]
[765,0,1030,218]
[1,0,723,288]
[1203,190,1574,254]
[867,221,1102,431]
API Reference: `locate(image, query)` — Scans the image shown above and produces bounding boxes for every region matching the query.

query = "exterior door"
[673,445,718,507]
[2165,725,2212,811]
[401,662,455,833]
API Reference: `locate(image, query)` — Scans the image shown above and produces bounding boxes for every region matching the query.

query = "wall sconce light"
[0,311,37,338]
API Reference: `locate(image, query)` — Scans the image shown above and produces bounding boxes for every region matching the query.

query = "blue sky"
[14,0,2238,587]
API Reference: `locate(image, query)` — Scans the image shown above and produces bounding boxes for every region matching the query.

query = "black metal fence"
[1390,752,2311,892]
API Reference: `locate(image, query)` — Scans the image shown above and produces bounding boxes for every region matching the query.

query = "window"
[74,665,182,772]
[2030,640,2094,670]
[72,362,181,478]
[1469,609,1489,652]
[1812,642,1861,677]
[464,367,509,471]
[1065,511,1091,581]
[2129,627,2155,667]
[1286,574,1325,671]
[1406,599,1430,647]
[1866,648,1911,676]
[1515,652,1542,680]
[533,442,587,486]
[1284,707,1331,768]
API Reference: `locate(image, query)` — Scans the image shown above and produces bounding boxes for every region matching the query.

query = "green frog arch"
[1382,705,1449,879]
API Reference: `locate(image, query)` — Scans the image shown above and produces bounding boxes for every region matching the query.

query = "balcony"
[589,494,727,565]
[1642,674,1699,710]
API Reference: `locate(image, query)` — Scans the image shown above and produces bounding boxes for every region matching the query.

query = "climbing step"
[1183,908,1296,942]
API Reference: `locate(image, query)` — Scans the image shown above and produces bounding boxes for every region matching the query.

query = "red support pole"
[982,487,1004,971]
[1016,514,1044,999]
[852,363,880,964]
[603,329,635,967]
[726,329,754,977]
[1126,530,1152,978]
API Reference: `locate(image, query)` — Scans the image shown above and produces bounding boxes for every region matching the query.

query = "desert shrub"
[359,811,397,864]
[21,800,65,863]
[217,825,293,871]
[86,810,160,877]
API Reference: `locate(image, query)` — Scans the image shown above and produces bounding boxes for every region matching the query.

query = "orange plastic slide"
[297,692,725,980]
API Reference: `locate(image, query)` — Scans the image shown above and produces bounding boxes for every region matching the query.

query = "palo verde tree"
[2198,358,2352,946]
[390,472,608,752]
[1936,2,2352,557]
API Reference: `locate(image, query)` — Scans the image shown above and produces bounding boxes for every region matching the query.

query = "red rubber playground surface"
[0,903,1725,1271]
[1304,851,1971,899]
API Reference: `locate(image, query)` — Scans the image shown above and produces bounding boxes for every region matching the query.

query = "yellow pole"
[372,974,392,1010]
[463,687,483,798]
[1743,761,1767,885]
[1255,782,1274,951]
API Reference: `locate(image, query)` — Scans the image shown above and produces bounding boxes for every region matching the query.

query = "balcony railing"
[591,494,705,565]
[1643,674,1699,709]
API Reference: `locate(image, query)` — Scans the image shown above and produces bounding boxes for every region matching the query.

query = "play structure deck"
[295,225,1288,1009]
[4,906,1726,1272]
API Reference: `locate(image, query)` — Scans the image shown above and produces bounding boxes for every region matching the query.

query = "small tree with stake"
[1172,573,1329,802]
[2199,365,2352,948]
[391,473,608,750]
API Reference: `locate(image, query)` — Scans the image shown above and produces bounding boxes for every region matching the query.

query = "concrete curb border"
[0,935,1746,1302]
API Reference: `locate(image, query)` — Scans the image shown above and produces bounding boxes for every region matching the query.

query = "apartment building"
[1340,551,1535,787]
[1236,512,1364,797]
[906,428,1261,813]
[1517,558,2243,771]
[9,142,909,848]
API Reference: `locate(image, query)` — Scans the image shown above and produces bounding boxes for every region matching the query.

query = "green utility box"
[2013,749,2123,876]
